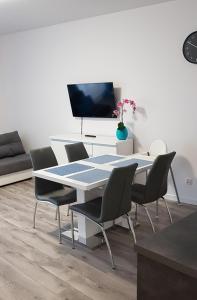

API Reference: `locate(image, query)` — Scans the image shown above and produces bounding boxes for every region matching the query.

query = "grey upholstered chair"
[30,147,76,244]
[147,139,180,206]
[64,142,89,215]
[65,142,89,162]
[70,163,138,269]
[131,152,176,233]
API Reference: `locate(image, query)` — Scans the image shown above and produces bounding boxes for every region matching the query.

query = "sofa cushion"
[0,145,13,158]
[9,142,25,155]
[0,142,25,158]
[0,131,21,146]
[0,154,32,176]
[0,131,25,158]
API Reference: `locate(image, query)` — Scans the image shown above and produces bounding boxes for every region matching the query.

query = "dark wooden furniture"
[135,211,197,300]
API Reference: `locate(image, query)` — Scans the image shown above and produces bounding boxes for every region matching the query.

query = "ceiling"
[0,0,174,35]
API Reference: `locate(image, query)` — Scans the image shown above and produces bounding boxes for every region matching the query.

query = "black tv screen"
[67,82,116,118]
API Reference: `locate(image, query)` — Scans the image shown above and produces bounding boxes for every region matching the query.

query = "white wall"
[0,63,15,132]
[0,0,197,203]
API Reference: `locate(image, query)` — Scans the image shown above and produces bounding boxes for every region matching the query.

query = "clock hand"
[187,41,197,49]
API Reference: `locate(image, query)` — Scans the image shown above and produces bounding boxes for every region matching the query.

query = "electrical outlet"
[185,178,193,185]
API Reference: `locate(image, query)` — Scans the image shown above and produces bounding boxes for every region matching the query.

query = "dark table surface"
[135,211,197,279]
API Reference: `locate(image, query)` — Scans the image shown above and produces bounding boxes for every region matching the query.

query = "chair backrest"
[149,139,167,156]
[65,142,89,162]
[144,151,176,203]
[99,163,138,223]
[30,147,63,196]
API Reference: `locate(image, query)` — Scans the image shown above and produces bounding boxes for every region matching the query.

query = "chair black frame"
[65,142,89,162]
[131,152,176,233]
[70,163,138,269]
[147,139,180,204]
[64,142,89,216]
[30,146,76,244]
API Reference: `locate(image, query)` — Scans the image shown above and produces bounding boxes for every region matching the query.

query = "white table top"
[33,153,154,191]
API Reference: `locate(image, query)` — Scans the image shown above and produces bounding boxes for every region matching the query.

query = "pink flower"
[113,98,137,121]
[130,100,137,112]
[123,99,130,104]
[117,101,123,107]
[113,110,120,116]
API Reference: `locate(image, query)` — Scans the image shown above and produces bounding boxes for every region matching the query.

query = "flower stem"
[122,103,124,123]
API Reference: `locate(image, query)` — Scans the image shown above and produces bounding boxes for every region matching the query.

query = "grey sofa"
[0,131,32,186]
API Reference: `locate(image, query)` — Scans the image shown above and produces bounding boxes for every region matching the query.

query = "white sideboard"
[50,133,133,164]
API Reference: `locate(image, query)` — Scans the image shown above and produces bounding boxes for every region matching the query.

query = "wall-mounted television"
[67,82,116,118]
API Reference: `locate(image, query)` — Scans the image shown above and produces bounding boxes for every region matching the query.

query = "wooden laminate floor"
[0,179,196,300]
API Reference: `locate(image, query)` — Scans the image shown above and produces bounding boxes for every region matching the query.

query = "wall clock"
[183,31,197,64]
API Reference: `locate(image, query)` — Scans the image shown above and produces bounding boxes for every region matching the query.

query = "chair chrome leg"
[126,214,136,244]
[135,203,138,223]
[70,212,115,269]
[33,201,38,228]
[71,210,75,249]
[156,200,159,219]
[100,226,115,270]
[67,204,70,216]
[145,170,148,181]
[170,167,181,204]
[142,205,155,233]
[162,197,173,223]
[55,207,58,220]
[57,206,62,244]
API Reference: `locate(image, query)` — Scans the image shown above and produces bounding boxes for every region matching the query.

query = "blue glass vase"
[116,127,128,140]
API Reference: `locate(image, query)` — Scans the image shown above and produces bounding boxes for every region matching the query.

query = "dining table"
[33,153,154,247]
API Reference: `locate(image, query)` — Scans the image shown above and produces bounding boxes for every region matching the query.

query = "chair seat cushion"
[131,183,146,204]
[37,187,76,206]
[0,153,32,176]
[71,197,102,222]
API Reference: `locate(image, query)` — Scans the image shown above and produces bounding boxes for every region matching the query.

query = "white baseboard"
[166,193,197,205]
[0,169,32,186]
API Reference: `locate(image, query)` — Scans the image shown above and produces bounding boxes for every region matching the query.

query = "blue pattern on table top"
[68,169,111,184]
[46,163,94,176]
[84,154,124,164]
[111,158,153,168]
